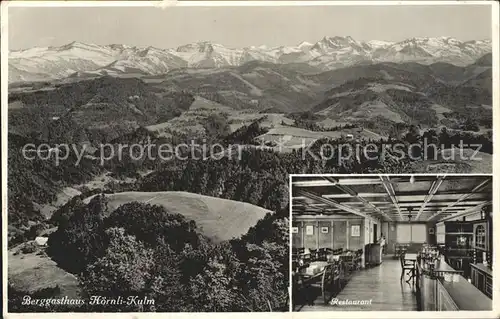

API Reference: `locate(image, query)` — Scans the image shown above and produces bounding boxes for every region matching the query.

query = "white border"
[1,1,499,318]
[1,2,9,318]
[2,0,498,7]
[288,173,293,313]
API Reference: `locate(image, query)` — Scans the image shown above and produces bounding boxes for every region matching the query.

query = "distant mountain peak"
[323,35,354,41]
[176,41,220,53]
[54,41,103,51]
[366,40,394,48]
[9,35,492,83]
[321,35,355,44]
[297,41,313,49]
[312,36,363,52]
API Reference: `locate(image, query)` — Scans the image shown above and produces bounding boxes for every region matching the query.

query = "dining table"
[294,260,341,305]
[405,253,418,261]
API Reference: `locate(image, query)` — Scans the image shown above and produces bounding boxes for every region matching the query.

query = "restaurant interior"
[291,175,493,311]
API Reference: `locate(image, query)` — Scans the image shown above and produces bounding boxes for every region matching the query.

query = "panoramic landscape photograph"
[3,1,495,313]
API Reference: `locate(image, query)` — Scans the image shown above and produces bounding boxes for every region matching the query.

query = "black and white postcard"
[1,1,498,317]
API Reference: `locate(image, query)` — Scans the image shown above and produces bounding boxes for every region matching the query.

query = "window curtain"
[397,224,426,243]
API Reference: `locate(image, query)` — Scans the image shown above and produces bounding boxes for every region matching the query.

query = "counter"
[416,259,492,311]
[470,263,493,298]
[471,263,492,275]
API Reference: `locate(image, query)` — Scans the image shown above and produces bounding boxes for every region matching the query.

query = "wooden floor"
[295,258,419,311]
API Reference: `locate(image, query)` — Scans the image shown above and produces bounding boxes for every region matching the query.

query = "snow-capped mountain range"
[9,36,492,82]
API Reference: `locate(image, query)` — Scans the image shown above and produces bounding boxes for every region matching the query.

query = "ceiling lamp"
[408,207,414,222]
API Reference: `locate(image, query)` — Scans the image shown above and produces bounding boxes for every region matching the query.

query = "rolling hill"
[152,61,324,113]
[83,191,272,243]
[8,76,196,143]
[307,56,492,133]
[9,54,492,146]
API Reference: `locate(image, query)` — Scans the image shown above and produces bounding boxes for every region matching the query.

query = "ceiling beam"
[293,177,389,187]
[292,211,352,216]
[380,176,404,221]
[376,207,473,213]
[438,201,492,222]
[333,200,486,208]
[293,176,442,188]
[296,189,376,222]
[395,198,488,204]
[294,214,366,221]
[415,175,445,221]
[324,177,393,221]
[426,178,491,221]
[322,191,490,198]
[292,196,308,201]
[323,193,387,198]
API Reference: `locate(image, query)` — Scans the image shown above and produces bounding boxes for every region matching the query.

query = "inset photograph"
[291,175,493,312]
[3,1,496,315]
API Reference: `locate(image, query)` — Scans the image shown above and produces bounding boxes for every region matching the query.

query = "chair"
[354,249,363,270]
[394,243,408,259]
[316,248,334,261]
[400,253,416,282]
[302,261,342,305]
[340,253,354,272]
[332,248,343,255]
[293,247,311,267]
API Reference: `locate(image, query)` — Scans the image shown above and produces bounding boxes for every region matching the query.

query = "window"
[475,224,486,249]
[436,223,445,244]
[397,224,427,243]
[436,234,445,244]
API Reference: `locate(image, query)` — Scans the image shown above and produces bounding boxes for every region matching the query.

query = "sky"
[8,4,493,50]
